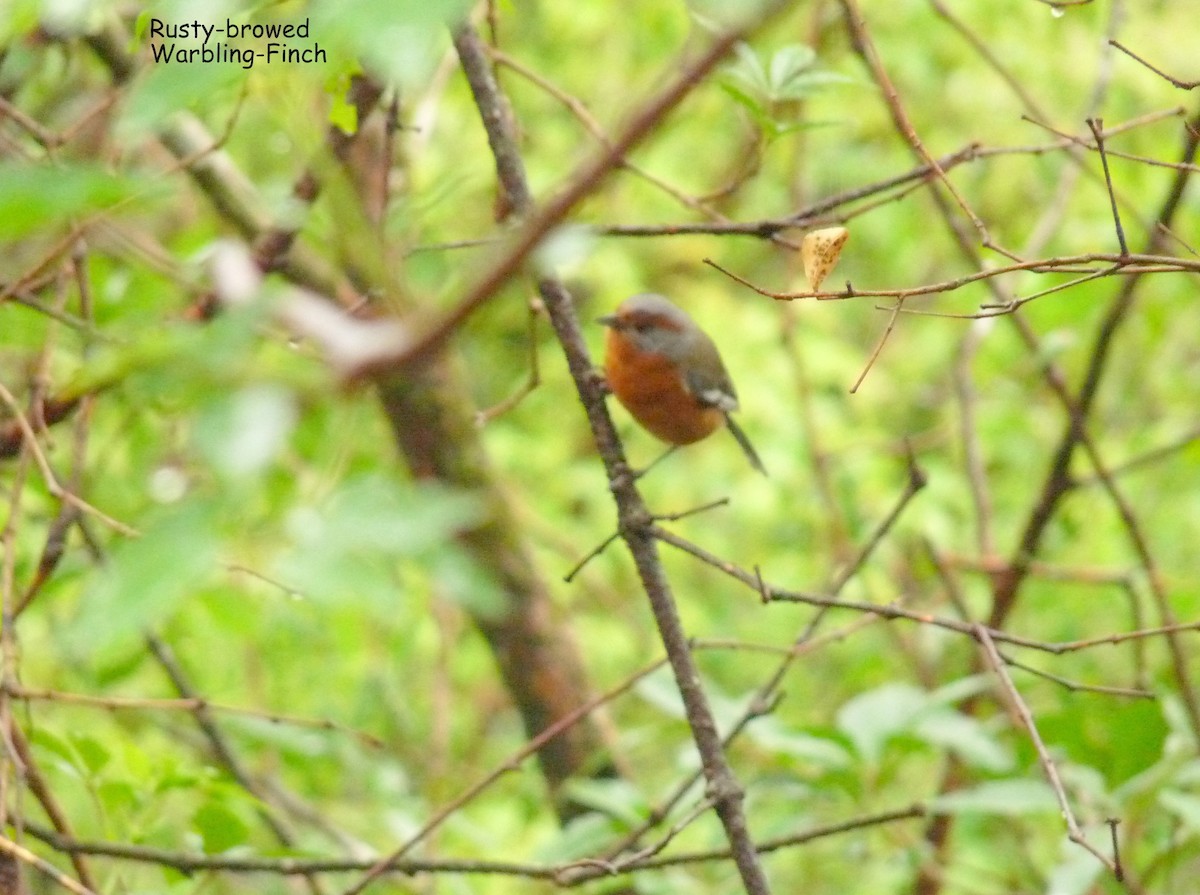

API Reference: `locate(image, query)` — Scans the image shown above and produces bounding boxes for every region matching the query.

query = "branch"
[435,15,799,895]
[1110,40,1200,90]
[974,626,1124,881]
[20,804,924,884]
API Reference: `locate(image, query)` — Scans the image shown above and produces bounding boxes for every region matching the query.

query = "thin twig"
[1087,118,1129,255]
[20,803,924,883]
[653,525,1200,654]
[974,625,1121,879]
[0,834,99,895]
[488,47,725,223]
[1109,40,1200,90]
[0,382,138,537]
[3,684,384,747]
[704,252,1200,303]
[849,302,901,393]
[952,319,995,554]
[475,296,544,425]
[562,531,621,583]
[344,653,669,893]
[838,0,1006,256]
[145,635,320,891]
[997,652,1152,699]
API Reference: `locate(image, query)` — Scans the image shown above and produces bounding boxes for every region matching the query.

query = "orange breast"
[604,330,723,445]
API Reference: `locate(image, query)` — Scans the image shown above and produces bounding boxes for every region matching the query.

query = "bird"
[597,293,766,475]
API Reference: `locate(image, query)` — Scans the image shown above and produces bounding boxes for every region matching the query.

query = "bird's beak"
[596,313,619,328]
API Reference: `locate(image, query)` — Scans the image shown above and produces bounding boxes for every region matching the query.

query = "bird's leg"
[631,445,679,480]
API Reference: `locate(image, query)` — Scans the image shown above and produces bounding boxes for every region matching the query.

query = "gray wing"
[682,337,740,412]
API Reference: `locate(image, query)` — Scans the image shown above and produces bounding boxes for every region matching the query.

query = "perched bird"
[597,293,766,475]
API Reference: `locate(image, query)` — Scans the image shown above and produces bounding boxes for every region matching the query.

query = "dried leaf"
[802,226,849,292]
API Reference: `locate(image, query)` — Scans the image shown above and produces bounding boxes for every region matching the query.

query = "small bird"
[597,293,766,475]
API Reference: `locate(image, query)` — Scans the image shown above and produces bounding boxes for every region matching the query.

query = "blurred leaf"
[636,667,687,720]
[309,0,473,88]
[836,683,928,764]
[193,384,298,478]
[97,779,140,815]
[745,717,854,770]
[310,474,481,554]
[66,301,292,405]
[1170,760,1200,787]
[71,734,112,775]
[927,674,993,706]
[914,713,1012,772]
[67,502,222,656]
[118,60,245,138]
[155,766,206,794]
[0,0,38,42]
[272,474,486,610]
[1044,844,1105,895]
[194,800,250,853]
[719,42,850,137]
[427,548,507,620]
[535,812,621,862]
[836,682,1010,770]
[1161,693,1198,757]
[562,778,649,829]
[768,44,816,92]
[1160,789,1200,832]
[723,42,771,105]
[930,779,1058,816]
[687,0,771,31]
[325,69,361,134]
[0,163,139,239]
[29,727,80,773]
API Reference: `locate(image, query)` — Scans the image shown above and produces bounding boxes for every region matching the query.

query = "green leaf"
[774,68,854,103]
[193,384,298,478]
[71,733,113,775]
[316,474,482,554]
[309,0,474,88]
[1045,844,1106,895]
[118,60,245,138]
[535,812,621,862]
[836,682,1010,770]
[427,549,507,620]
[720,42,770,108]
[271,474,486,609]
[718,81,767,118]
[562,778,649,829]
[326,70,361,135]
[1159,789,1200,832]
[767,44,816,93]
[0,163,139,240]
[836,683,928,764]
[194,800,251,853]
[636,668,687,720]
[746,718,854,770]
[67,501,221,656]
[29,727,80,772]
[928,674,993,706]
[930,779,1059,816]
[914,713,1013,772]
[97,779,140,816]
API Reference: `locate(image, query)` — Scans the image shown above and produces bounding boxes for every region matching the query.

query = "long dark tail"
[724,414,767,476]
